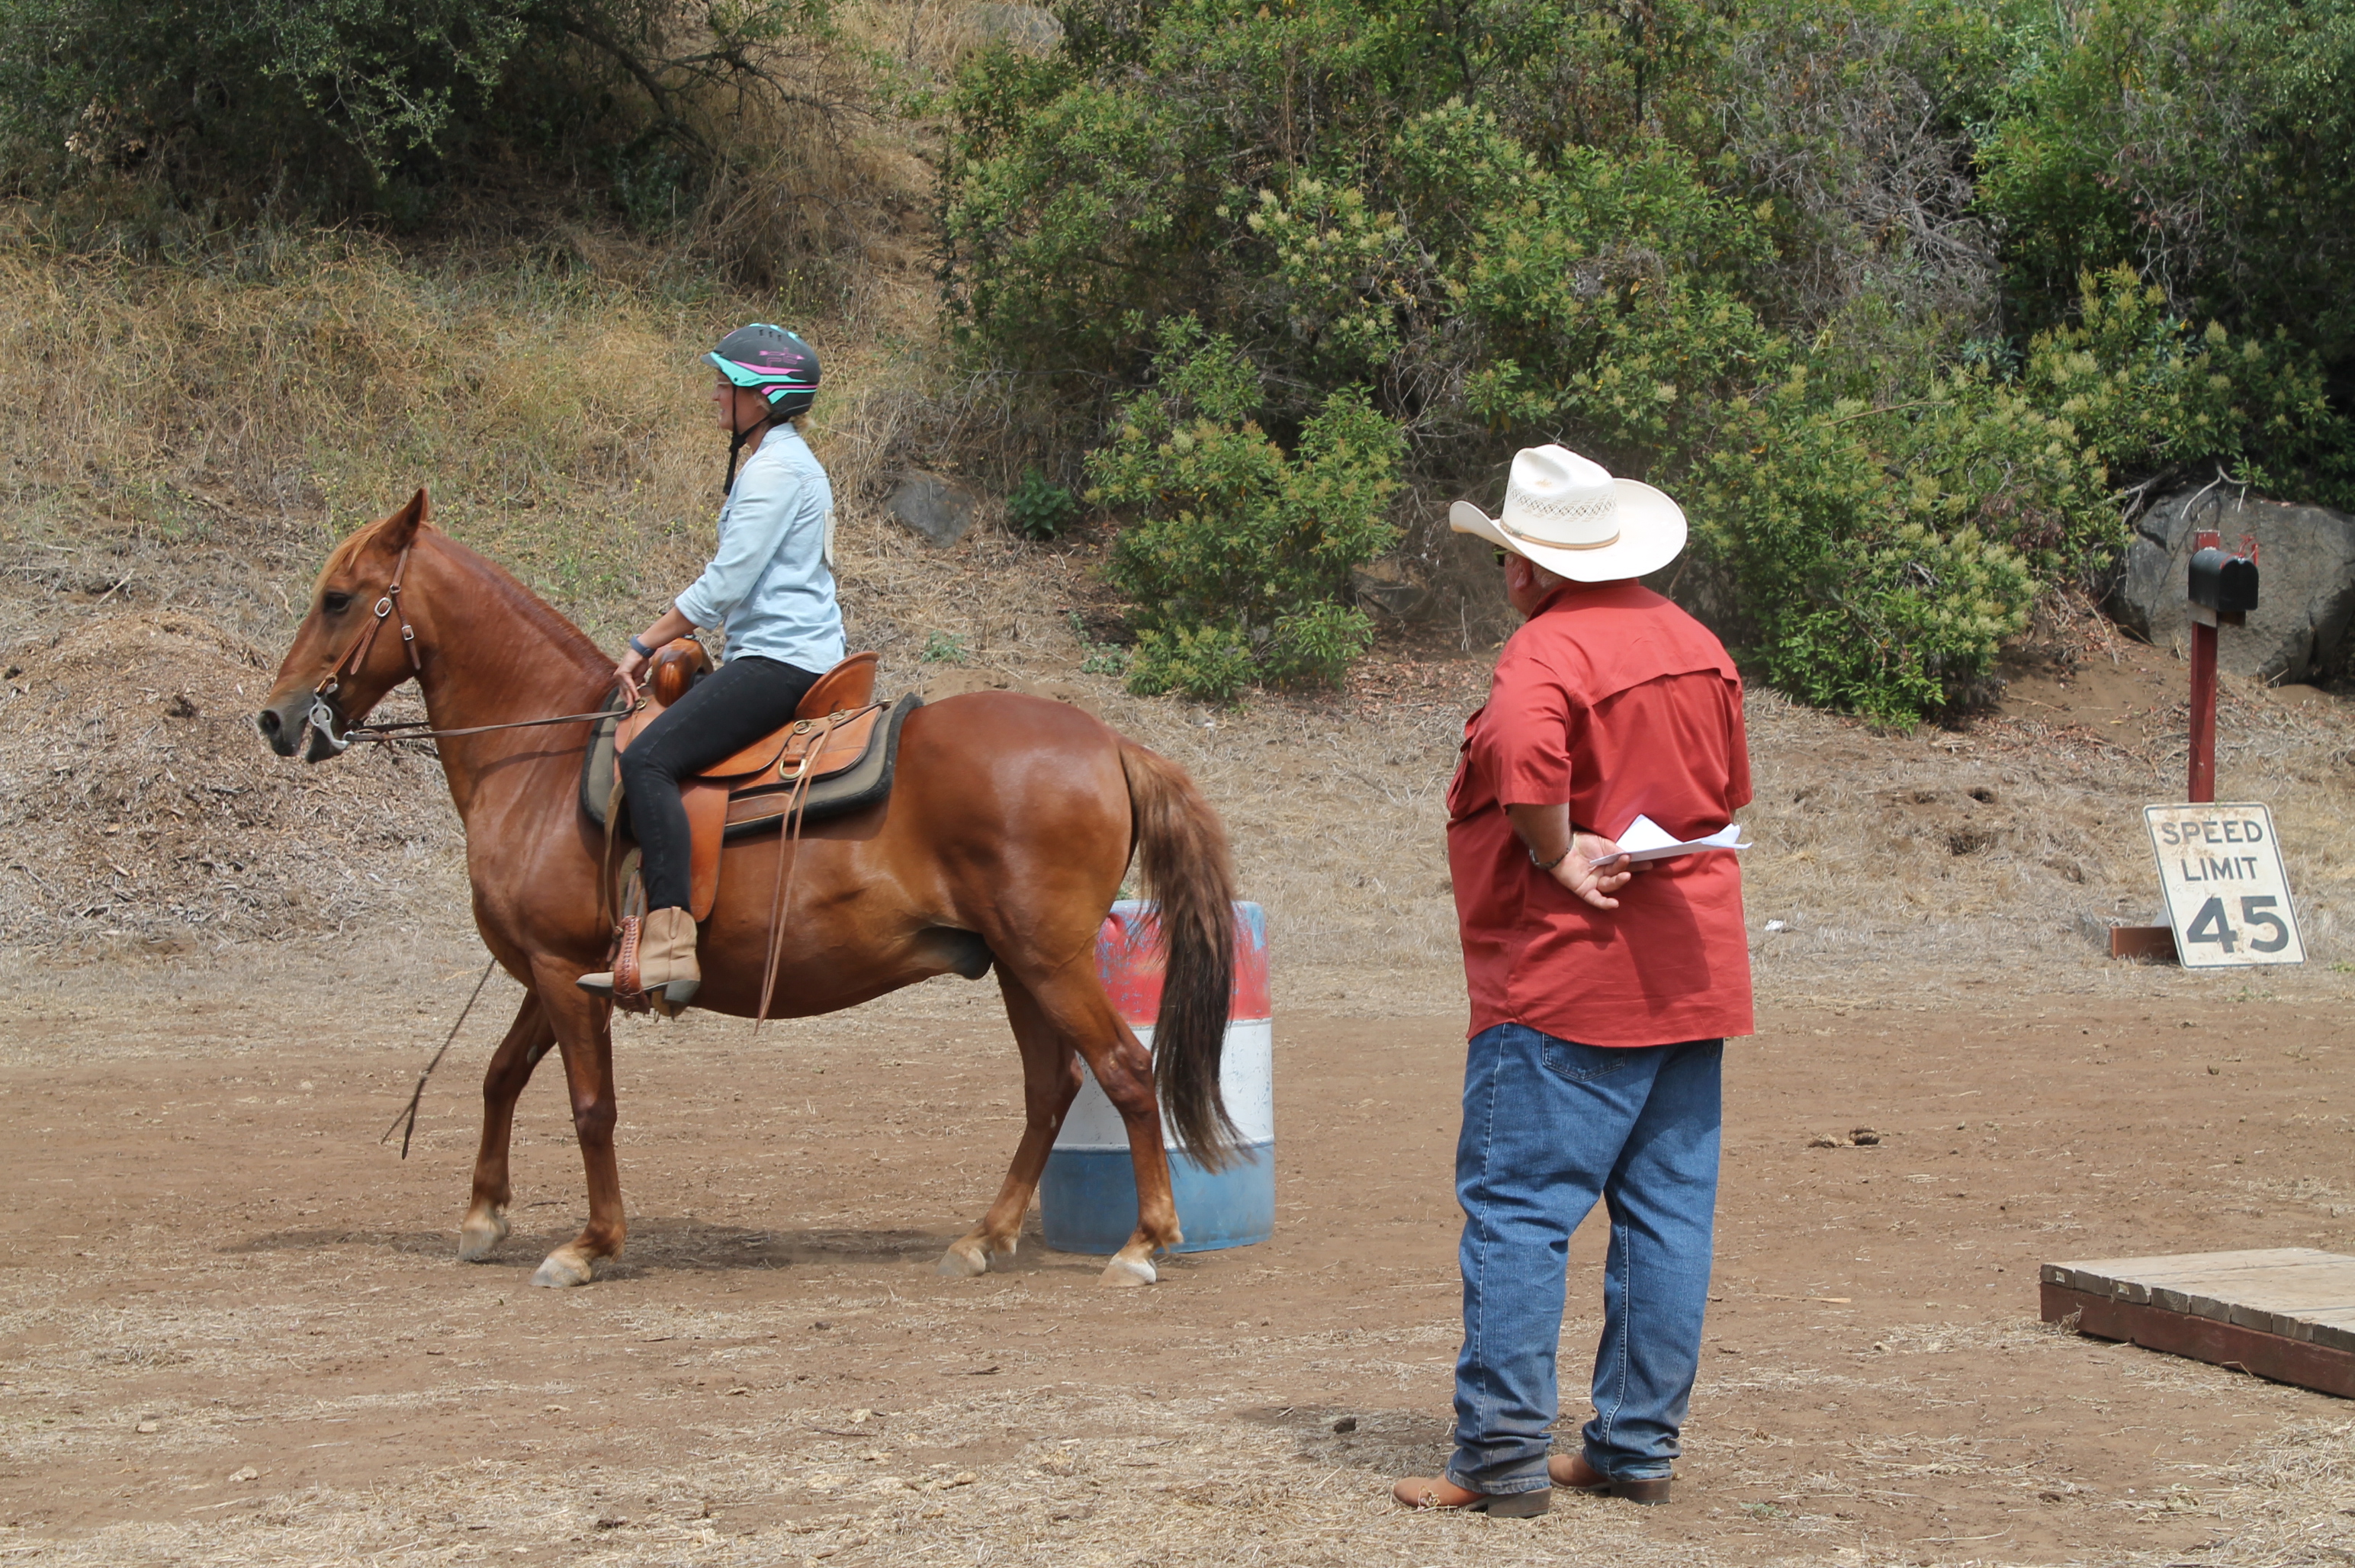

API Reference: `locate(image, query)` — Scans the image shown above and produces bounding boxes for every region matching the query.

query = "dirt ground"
[8,473,2355,1567]
[2,953,2352,1568]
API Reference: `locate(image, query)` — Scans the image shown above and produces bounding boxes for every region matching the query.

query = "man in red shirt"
[1395,445,1753,1516]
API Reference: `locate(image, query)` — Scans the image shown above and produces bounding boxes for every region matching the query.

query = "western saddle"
[598,640,916,922]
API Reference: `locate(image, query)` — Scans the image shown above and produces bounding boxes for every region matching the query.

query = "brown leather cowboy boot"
[577,906,701,1013]
[1547,1453,1672,1504]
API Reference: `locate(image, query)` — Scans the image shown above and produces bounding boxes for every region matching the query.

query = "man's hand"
[1505,803,1650,911]
[1550,832,1636,911]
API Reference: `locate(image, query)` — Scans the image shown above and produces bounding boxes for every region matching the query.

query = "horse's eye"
[323,591,353,615]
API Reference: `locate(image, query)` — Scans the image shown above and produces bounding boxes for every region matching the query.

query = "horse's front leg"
[526,971,627,1287]
[458,991,557,1261]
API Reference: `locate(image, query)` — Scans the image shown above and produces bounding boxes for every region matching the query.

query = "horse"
[256,490,1239,1288]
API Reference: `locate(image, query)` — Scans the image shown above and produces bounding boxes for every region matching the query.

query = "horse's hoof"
[531,1248,597,1287]
[457,1207,509,1262]
[1099,1255,1156,1288]
[937,1242,988,1278]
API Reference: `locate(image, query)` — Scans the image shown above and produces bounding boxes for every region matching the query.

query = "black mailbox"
[2189,546,2259,615]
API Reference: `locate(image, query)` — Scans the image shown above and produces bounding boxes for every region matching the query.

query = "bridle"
[308,540,636,751]
[308,542,419,747]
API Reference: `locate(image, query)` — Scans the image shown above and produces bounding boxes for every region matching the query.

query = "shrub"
[0,0,852,243]
[1085,322,1402,700]
[1977,0,2355,390]
[2017,266,2350,506]
[948,0,2355,725]
[1005,464,1078,540]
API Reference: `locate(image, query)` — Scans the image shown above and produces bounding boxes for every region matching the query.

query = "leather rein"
[309,541,638,750]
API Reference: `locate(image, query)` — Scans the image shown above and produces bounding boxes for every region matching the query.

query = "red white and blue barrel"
[1039,900,1274,1255]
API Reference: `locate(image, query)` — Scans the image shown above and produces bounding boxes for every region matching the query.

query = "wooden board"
[2108,924,2178,962]
[2042,1248,2355,1398]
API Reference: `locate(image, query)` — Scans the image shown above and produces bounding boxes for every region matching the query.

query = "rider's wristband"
[628,634,656,659]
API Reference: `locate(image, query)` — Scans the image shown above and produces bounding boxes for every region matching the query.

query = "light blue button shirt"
[673,426,846,672]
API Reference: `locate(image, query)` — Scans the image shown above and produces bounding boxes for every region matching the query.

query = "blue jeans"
[1448,1024,1722,1496]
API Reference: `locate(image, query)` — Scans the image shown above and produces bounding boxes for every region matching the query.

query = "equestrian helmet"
[706,323,820,419]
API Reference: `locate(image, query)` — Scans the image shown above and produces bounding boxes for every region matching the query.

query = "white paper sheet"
[1610,814,1751,864]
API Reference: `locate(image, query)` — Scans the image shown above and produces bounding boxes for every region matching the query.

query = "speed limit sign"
[2143,803,2305,968]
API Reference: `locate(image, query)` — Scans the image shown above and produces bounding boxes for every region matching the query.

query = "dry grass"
[0,612,460,949]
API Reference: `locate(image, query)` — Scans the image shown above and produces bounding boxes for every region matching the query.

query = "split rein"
[309,540,640,750]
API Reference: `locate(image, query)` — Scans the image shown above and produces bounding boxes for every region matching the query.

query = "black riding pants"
[620,654,821,913]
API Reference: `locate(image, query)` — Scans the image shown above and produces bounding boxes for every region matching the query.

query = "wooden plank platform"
[2042,1248,2355,1398]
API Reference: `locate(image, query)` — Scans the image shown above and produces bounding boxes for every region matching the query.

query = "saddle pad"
[580,691,922,833]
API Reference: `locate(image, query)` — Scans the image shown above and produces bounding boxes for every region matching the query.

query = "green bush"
[1084,321,1402,700]
[946,0,2355,725]
[2017,266,2350,504]
[1978,0,2355,392]
[0,0,844,228]
[1005,464,1079,540]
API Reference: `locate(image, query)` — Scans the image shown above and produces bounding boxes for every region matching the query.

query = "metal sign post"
[2187,530,2219,804]
[2109,518,2263,962]
[2184,525,2260,802]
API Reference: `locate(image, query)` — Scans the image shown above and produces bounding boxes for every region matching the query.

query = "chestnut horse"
[257,490,1238,1287]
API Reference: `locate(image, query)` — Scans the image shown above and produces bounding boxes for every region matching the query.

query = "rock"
[1331,1416,1357,1434]
[1849,1127,1881,1146]
[962,3,1063,53]
[2113,489,2355,682]
[886,473,981,548]
[1807,1133,1845,1149]
[1351,563,1430,619]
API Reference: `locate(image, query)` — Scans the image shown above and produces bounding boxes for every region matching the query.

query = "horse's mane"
[318,510,611,676]
[435,532,614,675]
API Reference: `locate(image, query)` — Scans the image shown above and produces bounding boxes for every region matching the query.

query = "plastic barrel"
[1039,900,1274,1255]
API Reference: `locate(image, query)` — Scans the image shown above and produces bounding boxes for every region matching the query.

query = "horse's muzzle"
[257,691,339,762]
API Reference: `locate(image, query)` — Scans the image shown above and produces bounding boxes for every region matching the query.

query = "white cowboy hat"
[1449,445,1686,583]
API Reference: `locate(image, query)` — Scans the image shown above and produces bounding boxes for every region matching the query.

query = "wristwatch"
[1529,844,1571,872]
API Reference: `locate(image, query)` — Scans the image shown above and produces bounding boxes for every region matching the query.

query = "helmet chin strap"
[722,398,781,497]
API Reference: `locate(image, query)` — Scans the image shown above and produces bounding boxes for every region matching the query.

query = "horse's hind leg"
[1071,1014,1183,1288]
[940,973,1082,1277]
[994,954,1183,1289]
[458,991,556,1262]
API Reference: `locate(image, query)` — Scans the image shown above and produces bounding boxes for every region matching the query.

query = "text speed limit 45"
[2141,803,2305,969]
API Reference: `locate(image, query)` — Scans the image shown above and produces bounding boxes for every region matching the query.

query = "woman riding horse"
[577,323,838,1012]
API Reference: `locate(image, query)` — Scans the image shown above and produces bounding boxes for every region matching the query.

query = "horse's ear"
[378,487,430,551]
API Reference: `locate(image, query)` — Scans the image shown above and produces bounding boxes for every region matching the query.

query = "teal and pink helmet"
[708,323,820,419]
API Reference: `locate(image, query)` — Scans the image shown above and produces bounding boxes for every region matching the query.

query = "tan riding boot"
[577,906,702,1014]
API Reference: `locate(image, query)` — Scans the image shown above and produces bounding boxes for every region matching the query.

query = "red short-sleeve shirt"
[1447,581,1754,1046]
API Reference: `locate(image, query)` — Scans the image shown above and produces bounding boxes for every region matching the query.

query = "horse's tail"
[1118,738,1241,1169]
